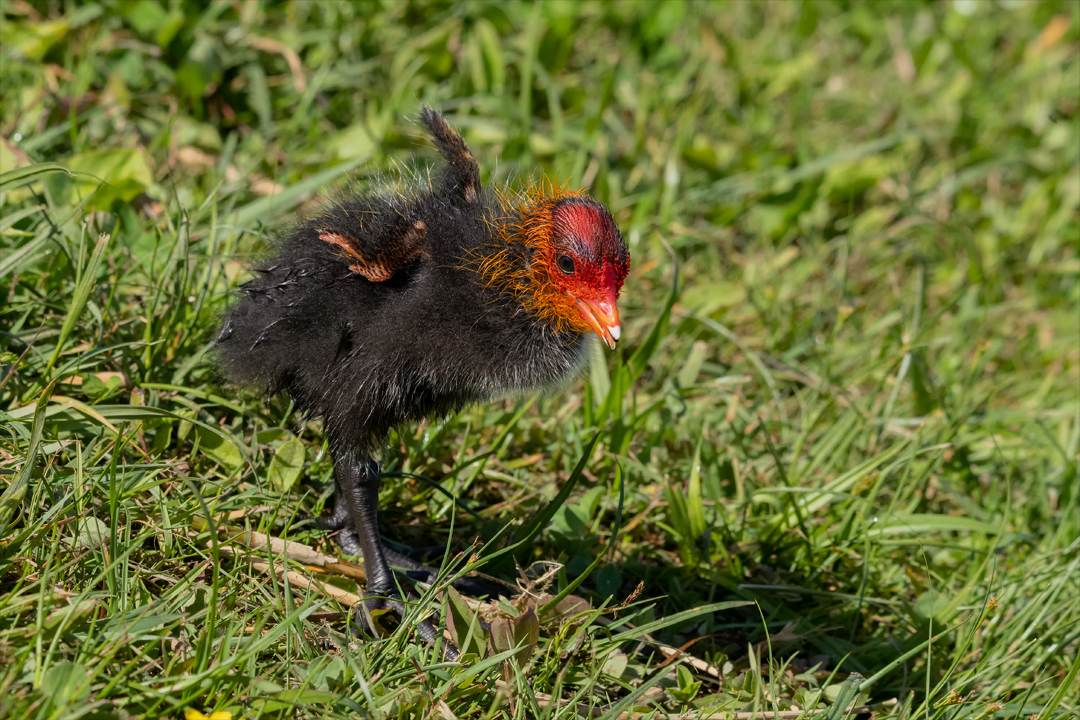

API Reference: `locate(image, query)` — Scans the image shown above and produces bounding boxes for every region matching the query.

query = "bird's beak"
[573,271,621,350]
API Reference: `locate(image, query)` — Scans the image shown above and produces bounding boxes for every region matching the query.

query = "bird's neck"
[467,192,589,335]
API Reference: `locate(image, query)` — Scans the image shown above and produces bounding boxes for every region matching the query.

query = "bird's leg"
[336,453,394,595]
[334,450,456,657]
[300,470,503,600]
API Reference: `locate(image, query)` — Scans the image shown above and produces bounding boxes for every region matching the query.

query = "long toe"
[448,574,505,599]
[292,517,364,557]
[384,547,437,584]
[295,499,352,532]
[354,587,459,661]
[291,510,364,557]
[384,547,505,599]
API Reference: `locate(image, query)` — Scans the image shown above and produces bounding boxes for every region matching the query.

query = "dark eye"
[557,254,575,274]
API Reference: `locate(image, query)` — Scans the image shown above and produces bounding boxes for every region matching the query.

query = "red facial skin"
[545,201,629,349]
[474,190,629,345]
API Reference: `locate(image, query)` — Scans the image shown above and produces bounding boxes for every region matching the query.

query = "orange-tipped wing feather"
[319,219,428,282]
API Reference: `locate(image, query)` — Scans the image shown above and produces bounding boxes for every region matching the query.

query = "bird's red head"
[539,198,629,348]
[479,187,629,348]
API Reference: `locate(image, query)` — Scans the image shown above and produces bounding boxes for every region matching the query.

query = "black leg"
[335,453,393,594]
[333,450,458,659]
[299,468,504,600]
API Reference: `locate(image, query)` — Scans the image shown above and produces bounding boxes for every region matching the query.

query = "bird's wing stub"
[419,106,481,206]
[319,219,428,282]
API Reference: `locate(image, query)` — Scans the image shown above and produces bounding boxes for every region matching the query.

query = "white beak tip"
[609,325,621,342]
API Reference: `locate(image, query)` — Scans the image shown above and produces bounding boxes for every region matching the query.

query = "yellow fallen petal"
[183,710,231,720]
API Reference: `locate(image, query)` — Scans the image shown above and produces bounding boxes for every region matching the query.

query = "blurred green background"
[1,1,1077,718]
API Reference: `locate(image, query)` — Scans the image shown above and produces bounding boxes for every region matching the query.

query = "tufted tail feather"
[419,105,482,206]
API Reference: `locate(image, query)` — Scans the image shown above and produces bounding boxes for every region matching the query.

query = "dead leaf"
[177,146,216,167]
[250,175,284,196]
[1035,15,1070,52]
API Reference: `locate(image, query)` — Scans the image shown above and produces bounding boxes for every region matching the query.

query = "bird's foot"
[295,497,350,531]
[295,509,505,600]
[354,584,459,660]
[295,503,364,556]
[383,546,505,599]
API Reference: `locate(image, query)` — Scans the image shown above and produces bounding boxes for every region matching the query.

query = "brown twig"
[220,546,364,607]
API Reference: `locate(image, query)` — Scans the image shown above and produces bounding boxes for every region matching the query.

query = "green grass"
[1,1,1078,718]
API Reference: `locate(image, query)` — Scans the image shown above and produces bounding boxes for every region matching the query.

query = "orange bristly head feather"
[471,181,629,344]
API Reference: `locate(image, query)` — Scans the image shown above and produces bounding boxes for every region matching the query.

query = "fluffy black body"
[216,187,588,452]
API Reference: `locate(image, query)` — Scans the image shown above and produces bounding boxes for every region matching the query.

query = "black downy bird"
[216,107,629,651]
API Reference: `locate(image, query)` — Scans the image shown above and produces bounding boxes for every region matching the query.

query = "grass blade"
[538,461,624,615]
[46,231,111,372]
[0,381,55,537]
[0,226,52,278]
[0,162,72,192]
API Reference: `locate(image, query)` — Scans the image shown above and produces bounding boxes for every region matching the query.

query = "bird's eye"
[557,254,575,274]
